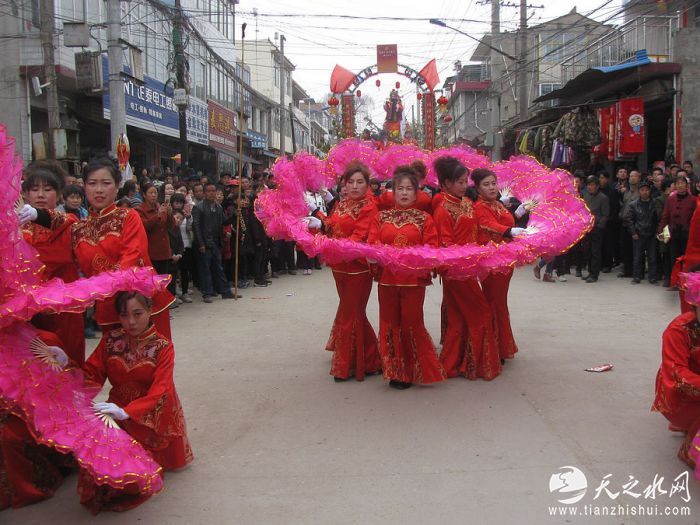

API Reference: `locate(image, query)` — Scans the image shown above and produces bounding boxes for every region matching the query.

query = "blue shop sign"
[102,56,180,138]
[245,131,267,149]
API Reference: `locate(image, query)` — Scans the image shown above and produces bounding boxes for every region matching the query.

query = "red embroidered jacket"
[368,206,438,286]
[474,199,514,245]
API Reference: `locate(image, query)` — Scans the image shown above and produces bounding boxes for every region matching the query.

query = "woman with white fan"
[49,290,192,512]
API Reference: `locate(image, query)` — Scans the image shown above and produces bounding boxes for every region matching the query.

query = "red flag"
[330,65,356,93]
[419,59,440,92]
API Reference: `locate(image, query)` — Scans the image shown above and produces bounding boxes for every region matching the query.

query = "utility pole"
[518,0,528,122]
[106,0,126,159]
[490,0,502,161]
[40,0,60,159]
[174,0,188,166]
[279,34,286,157]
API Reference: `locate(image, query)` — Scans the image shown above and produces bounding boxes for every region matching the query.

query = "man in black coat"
[624,182,658,284]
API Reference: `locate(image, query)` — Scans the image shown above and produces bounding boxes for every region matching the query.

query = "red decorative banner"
[422,92,435,150]
[377,44,398,74]
[208,99,238,153]
[341,94,355,139]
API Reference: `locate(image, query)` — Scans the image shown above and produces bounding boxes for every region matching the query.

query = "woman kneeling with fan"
[52,291,192,512]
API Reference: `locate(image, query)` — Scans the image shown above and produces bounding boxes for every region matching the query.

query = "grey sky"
[237,0,623,124]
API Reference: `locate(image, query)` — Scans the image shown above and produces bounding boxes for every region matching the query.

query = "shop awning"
[261,150,278,159]
[533,60,681,105]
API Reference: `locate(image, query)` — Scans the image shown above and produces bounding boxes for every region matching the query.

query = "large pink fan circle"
[255,140,593,279]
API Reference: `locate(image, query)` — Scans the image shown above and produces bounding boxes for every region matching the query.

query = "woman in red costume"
[309,161,381,381]
[24,159,174,339]
[368,165,445,390]
[51,291,192,512]
[1,330,69,510]
[432,157,501,380]
[20,163,85,364]
[377,160,433,213]
[472,168,528,363]
[676,196,700,312]
[652,270,700,467]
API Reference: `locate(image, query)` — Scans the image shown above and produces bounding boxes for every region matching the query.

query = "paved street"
[5,266,700,524]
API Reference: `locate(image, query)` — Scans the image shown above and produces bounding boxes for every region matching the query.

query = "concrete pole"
[490,0,502,161]
[518,0,528,122]
[106,0,126,157]
[279,34,286,156]
[40,0,60,159]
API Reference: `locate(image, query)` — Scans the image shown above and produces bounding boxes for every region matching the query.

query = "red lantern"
[375,79,381,89]
[327,95,340,116]
[444,115,453,123]
[356,90,362,98]
[437,95,449,106]
[417,92,423,101]
[395,81,400,89]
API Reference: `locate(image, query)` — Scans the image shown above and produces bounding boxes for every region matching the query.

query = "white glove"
[514,204,527,219]
[303,216,322,230]
[499,187,512,203]
[18,204,38,225]
[93,402,129,421]
[46,346,69,368]
[305,195,318,214]
[321,190,334,203]
[510,227,527,237]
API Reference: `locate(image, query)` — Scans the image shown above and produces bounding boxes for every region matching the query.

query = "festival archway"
[328,59,441,149]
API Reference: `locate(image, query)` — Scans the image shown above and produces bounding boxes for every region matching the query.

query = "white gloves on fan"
[303,216,322,230]
[93,402,129,421]
[321,190,334,203]
[499,187,512,203]
[47,346,69,368]
[18,204,38,226]
[514,204,527,219]
[510,227,527,237]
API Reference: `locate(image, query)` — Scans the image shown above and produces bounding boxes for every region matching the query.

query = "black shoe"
[649,279,659,285]
[389,380,412,390]
[585,276,598,283]
[575,271,582,278]
[631,278,640,284]
[271,272,280,278]
[314,265,323,270]
[253,281,268,287]
[617,272,631,278]
[601,267,612,273]
[334,376,349,383]
[221,292,235,299]
[365,370,382,376]
[203,295,214,303]
[500,359,506,365]
[266,279,273,284]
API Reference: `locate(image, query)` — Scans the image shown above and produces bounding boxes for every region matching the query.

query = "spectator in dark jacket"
[599,171,620,272]
[168,210,185,305]
[624,182,658,284]
[192,183,234,302]
[582,175,610,283]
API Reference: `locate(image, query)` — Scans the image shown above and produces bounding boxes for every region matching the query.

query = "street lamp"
[300,97,314,154]
[429,19,518,62]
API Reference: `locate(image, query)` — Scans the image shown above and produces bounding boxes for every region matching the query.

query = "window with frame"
[59,0,86,21]
[538,83,561,108]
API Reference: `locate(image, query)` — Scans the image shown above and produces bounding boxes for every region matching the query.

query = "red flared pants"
[481,269,518,360]
[0,413,64,510]
[327,271,380,380]
[377,285,445,385]
[441,279,501,380]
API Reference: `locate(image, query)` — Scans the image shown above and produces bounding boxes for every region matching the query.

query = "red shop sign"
[208,99,238,153]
